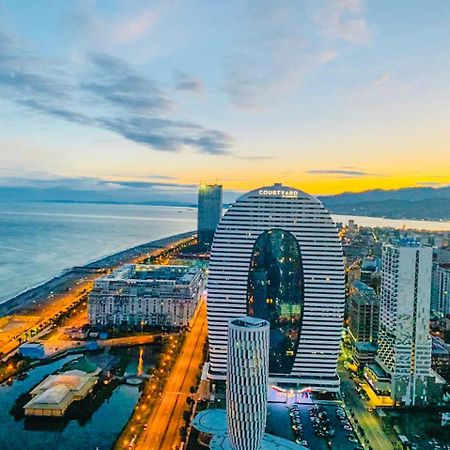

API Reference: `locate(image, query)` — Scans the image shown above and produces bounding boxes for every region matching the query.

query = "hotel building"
[88,264,205,328]
[207,183,345,392]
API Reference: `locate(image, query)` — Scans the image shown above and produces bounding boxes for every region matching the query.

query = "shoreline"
[0,231,195,317]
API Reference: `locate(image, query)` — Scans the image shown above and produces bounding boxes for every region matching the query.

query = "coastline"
[0,231,195,317]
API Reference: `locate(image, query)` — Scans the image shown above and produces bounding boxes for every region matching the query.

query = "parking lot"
[267,400,362,450]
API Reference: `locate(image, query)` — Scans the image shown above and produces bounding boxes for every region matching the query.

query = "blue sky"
[0,0,449,202]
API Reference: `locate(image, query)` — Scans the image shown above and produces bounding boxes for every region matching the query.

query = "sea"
[1,201,449,305]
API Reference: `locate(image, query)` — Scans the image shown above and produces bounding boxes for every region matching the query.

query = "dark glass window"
[247,229,304,374]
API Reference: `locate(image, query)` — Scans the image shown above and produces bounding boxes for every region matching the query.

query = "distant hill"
[319,186,450,221]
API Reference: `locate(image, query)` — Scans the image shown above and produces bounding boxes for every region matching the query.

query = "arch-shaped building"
[207,183,345,392]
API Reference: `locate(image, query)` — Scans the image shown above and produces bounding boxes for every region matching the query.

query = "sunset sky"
[0,0,449,201]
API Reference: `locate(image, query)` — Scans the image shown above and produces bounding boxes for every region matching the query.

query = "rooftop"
[193,408,308,450]
[355,342,377,352]
[367,362,390,379]
[192,409,227,434]
[102,264,199,284]
[351,280,375,293]
[230,316,269,328]
[25,385,71,407]
[210,432,308,450]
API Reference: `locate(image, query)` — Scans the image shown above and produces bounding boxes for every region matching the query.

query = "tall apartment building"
[431,263,450,315]
[348,281,379,343]
[227,317,270,450]
[197,184,223,246]
[207,183,345,393]
[88,265,205,328]
[376,242,434,406]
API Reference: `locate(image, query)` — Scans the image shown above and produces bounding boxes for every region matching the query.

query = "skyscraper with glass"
[197,184,223,246]
[207,183,345,392]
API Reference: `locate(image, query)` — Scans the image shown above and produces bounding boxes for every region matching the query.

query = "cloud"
[0,173,196,191]
[0,32,233,155]
[0,30,233,155]
[306,169,376,178]
[370,72,390,86]
[314,0,370,43]
[174,72,204,93]
[0,172,200,203]
[112,10,160,43]
[69,5,161,46]
[144,174,177,180]
[416,181,450,187]
[224,2,338,110]
[233,155,273,161]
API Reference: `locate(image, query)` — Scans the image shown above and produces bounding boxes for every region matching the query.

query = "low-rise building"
[88,264,205,328]
[24,367,100,417]
[18,342,45,359]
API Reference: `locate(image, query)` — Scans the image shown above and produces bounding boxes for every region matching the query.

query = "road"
[137,299,208,450]
[0,279,93,361]
[339,362,394,450]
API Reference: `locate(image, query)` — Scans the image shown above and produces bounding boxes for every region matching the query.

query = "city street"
[0,278,93,361]
[136,299,208,450]
[338,362,395,450]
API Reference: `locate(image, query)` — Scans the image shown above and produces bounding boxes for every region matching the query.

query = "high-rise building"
[431,263,450,315]
[376,242,433,406]
[348,281,379,343]
[207,183,345,392]
[227,317,269,450]
[197,184,223,246]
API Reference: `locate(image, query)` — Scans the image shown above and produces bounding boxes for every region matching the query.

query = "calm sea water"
[0,202,196,304]
[0,202,449,305]
[0,347,156,450]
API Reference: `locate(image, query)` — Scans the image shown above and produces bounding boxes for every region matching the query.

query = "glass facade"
[247,229,304,374]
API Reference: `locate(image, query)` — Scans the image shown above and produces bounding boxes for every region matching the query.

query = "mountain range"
[319,186,450,221]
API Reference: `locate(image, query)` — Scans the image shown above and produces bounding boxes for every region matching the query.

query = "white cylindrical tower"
[226,316,270,450]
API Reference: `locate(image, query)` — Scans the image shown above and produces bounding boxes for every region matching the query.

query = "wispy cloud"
[370,72,390,87]
[224,2,338,110]
[0,32,232,155]
[112,9,161,43]
[306,169,377,178]
[314,0,370,43]
[0,172,199,203]
[174,72,204,93]
[0,173,196,191]
[416,181,450,187]
[233,155,273,161]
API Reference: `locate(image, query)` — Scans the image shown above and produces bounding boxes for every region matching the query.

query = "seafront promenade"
[0,231,196,362]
